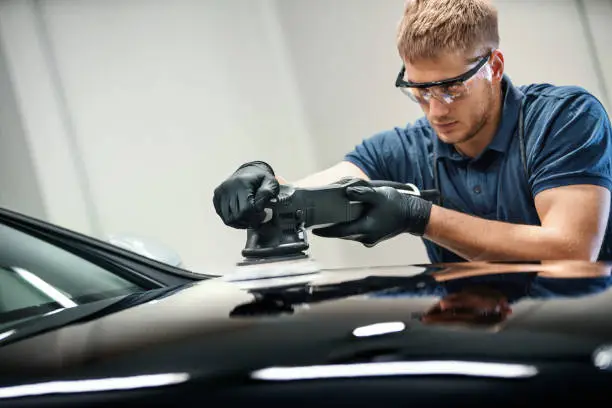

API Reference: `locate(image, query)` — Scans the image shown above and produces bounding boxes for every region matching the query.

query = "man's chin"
[433,122,462,139]
[437,130,467,145]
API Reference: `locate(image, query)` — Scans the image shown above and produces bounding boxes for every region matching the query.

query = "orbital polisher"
[221,178,439,284]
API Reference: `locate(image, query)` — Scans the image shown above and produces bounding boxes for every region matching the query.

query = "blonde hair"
[397,0,499,62]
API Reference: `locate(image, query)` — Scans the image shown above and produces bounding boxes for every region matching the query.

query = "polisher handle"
[262,178,438,228]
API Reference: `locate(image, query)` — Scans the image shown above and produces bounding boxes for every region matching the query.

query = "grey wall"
[0,0,610,273]
[582,0,612,110]
[0,37,46,220]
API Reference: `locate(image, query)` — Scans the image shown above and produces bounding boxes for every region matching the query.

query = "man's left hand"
[312,185,433,247]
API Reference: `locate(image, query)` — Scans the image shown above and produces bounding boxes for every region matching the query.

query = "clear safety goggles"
[395,51,492,105]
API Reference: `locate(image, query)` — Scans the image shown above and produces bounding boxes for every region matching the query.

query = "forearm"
[291,162,369,188]
[423,205,594,261]
[276,172,336,187]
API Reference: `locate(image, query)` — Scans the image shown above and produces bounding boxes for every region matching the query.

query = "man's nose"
[428,97,451,117]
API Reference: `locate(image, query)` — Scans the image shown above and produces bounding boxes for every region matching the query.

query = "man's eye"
[442,84,464,95]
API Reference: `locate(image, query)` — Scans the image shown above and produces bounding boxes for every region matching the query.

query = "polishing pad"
[220,255,322,290]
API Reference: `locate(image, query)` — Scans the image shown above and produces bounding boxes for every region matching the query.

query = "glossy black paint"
[1,260,612,406]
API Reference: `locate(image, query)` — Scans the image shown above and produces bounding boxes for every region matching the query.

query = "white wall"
[0,0,610,273]
[0,37,46,220]
[584,0,612,111]
[495,0,610,111]
[0,0,329,274]
[0,1,87,233]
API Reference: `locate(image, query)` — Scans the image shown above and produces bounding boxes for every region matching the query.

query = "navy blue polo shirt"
[345,75,612,263]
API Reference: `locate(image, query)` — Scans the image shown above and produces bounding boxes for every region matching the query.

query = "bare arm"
[278,161,369,188]
[424,184,610,262]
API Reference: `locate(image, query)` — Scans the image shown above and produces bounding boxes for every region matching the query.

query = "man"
[213,0,612,263]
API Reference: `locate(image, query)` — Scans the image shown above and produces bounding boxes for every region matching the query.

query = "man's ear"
[490,49,505,82]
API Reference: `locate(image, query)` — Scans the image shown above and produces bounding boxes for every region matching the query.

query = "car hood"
[1,260,612,387]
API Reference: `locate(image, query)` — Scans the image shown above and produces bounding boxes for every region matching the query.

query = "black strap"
[517,97,530,181]
[432,148,441,206]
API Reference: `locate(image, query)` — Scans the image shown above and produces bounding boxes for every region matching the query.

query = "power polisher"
[225,177,440,283]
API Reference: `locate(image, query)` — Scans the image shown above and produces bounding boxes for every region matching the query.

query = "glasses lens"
[439,82,468,98]
[399,82,470,105]
[397,52,490,104]
[400,87,428,104]
[436,82,470,103]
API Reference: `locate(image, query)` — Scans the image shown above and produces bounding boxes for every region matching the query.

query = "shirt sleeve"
[528,92,612,196]
[343,120,433,186]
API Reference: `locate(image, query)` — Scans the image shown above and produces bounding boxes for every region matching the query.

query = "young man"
[213,0,612,263]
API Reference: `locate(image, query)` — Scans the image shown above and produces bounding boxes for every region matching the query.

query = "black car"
[0,206,611,406]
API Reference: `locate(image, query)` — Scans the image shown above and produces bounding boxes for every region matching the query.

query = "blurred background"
[0,0,610,275]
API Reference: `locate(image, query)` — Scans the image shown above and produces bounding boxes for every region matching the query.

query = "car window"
[0,222,144,329]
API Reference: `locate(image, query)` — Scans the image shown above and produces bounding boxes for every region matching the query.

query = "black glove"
[213,161,279,229]
[312,185,432,247]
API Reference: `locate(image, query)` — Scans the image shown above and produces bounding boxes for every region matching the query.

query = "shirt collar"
[434,74,525,161]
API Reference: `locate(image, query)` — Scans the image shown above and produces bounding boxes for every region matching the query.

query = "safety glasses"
[395,51,492,105]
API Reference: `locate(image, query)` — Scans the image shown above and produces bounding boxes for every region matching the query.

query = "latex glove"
[213,161,279,229]
[312,185,432,247]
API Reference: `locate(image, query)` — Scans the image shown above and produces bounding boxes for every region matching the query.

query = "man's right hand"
[213,161,280,229]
